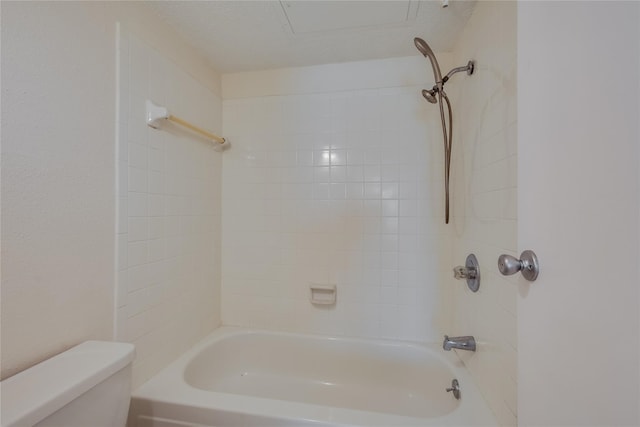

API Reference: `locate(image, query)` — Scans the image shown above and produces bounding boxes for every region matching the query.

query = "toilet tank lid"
[0,340,135,427]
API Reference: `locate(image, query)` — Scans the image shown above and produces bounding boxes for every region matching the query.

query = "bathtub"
[128,327,496,426]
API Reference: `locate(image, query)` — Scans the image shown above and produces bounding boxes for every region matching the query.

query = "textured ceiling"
[147,1,477,73]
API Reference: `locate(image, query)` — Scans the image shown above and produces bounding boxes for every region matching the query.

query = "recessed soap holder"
[310,284,337,305]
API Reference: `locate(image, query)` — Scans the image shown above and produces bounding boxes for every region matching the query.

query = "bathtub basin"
[128,327,496,426]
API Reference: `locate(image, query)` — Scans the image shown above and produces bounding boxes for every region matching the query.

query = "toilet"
[1,340,135,427]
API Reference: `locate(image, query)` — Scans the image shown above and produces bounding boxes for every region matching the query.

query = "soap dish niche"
[310,284,336,305]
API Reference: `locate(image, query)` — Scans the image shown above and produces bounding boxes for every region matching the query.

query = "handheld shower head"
[414,37,443,84]
[414,36,474,225]
[422,89,438,104]
[414,37,433,57]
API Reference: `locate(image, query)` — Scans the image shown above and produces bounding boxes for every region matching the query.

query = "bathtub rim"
[130,326,498,426]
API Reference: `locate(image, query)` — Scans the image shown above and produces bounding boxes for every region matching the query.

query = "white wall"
[1,1,117,380]
[221,56,454,341]
[518,1,640,425]
[115,28,223,388]
[1,1,222,381]
[448,2,518,425]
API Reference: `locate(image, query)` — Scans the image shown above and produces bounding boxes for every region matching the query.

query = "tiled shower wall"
[115,28,223,388]
[221,58,453,341]
[448,2,518,425]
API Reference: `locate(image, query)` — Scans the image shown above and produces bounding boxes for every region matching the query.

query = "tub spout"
[443,335,476,352]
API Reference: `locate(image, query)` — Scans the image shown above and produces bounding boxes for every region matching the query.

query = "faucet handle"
[453,266,467,279]
[453,254,480,292]
[446,379,461,400]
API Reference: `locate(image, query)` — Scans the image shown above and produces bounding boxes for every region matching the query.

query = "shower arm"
[426,61,474,97]
[441,61,475,85]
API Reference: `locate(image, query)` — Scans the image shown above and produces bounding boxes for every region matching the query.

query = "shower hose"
[439,90,453,224]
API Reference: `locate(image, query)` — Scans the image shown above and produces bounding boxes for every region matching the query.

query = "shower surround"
[113,2,517,423]
[111,1,516,423]
[221,56,455,342]
[448,2,518,425]
[115,27,223,388]
[218,6,517,424]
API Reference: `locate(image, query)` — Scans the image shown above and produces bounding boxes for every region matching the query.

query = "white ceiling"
[147,1,477,73]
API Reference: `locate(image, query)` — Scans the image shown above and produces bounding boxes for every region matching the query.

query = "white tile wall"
[113,8,516,413]
[116,28,222,388]
[448,2,517,426]
[221,58,453,342]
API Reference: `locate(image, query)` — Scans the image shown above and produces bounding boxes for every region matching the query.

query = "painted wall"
[1,1,116,380]
[1,2,221,381]
[115,29,223,388]
[447,2,518,425]
[518,1,640,425]
[221,56,455,341]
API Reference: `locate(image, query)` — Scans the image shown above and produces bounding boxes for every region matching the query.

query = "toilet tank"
[1,341,135,427]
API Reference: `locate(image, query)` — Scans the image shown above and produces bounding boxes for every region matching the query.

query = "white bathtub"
[128,327,496,426]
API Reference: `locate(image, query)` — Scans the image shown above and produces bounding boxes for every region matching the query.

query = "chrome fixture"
[453,253,480,292]
[414,37,474,224]
[446,379,461,400]
[421,89,437,104]
[443,335,476,352]
[498,250,540,282]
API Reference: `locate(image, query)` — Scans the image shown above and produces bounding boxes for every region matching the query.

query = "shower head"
[414,38,474,225]
[414,37,434,57]
[414,37,443,83]
[422,89,438,104]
